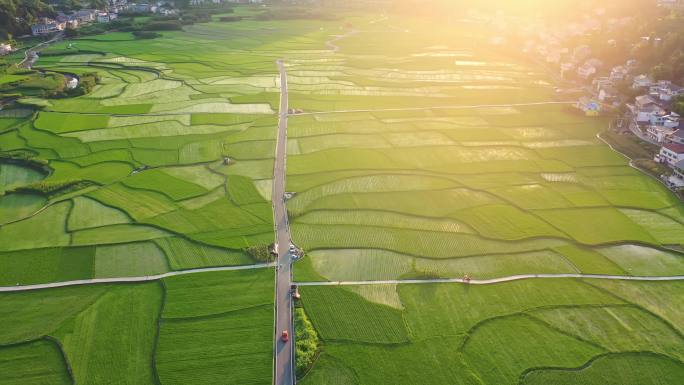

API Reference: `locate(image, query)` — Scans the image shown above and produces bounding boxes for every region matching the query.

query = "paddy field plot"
[0,8,354,285]
[0,268,274,385]
[286,15,684,385]
[2,7,684,385]
[0,13,343,383]
[0,163,46,194]
[156,269,274,385]
[299,280,684,385]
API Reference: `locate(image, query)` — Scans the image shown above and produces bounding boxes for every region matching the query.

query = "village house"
[630,95,666,123]
[560,62,575,79]
[56,13,79,29]
[577,62,597,79]
[591,77,619,104]
[633,74,654,89]
[572,44,591,63]
[663,158,684,189]
[651,111,680,128]
[0,43,12,56]
[109,0,129,13]
[609,65,629,81]
[66,77,79,89]
[75,9,97,23]
[646,125,678,143]
[97,12,118,23]
[598,84,619,104]
[31,18,66,36]
[670,128,684,145]
[657,143,684,166]
[673,159,684,182]
[158,7,177,16]
[576,96,601,116]
[593,77,611,92]
[649,80,684,102]
[658,0,684,8]
[127,3,152,13]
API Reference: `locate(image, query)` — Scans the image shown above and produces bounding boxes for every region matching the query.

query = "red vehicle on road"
[281,330,289,342]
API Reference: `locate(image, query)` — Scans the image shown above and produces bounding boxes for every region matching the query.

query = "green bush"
[132,31,161,39]
[39,49,72,57]
[295,307,320,378]
[0,153,51,173]
[673,95,684,116]
[245,244,274,262]
[219,16,242,22]
[10,180,93,197]
[64,27,79,38]
[143,21,183,31]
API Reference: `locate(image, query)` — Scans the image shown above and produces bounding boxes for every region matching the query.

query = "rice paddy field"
[0,6,343,384]
[282,13,684,385]
[0,268,274,385]
[1,4,683,385]
[0,7,348,283]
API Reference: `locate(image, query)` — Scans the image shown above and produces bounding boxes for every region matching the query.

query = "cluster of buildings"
[575,59,641,116]
[658,0,684,9]
[30,9,115,36]
[515,5,684,193]
[622,76,684,189]
[557,45,613,83]
[30,0,177,36]
[31,17,71,36]
[628,77,683,142]
[126,2,178,15]
[658,143,684,188]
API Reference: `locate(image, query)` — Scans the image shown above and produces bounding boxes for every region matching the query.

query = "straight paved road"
[0,263,275,292]
[295,273,684,287]
[273,59,295,385]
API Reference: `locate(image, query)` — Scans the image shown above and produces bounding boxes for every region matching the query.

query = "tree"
[0,0,54,39]
[673,96,684,116]
[89,0,107,10]
[173,0,190,9]
[651,63,672,81]
[64,27,79,38]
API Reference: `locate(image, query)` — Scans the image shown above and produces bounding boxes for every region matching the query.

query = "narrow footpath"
[272,59,295,385]
[18,32,63,69]
[295,273,684,287]
[0,262,275,292]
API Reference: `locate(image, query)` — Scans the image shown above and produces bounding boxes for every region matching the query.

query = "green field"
[0,4,330,282]
[0,269,274,384]
[298,280,684,385]
[156,269,274,385]
[1,3,683,384]
[0,8,315,383]
[282,9,684,385]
